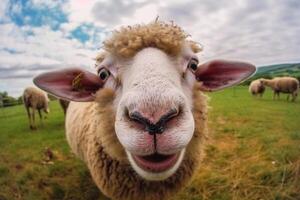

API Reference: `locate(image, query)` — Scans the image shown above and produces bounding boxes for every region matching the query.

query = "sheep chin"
[126,149,185,181]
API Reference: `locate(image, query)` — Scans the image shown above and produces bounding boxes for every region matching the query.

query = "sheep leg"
[31,108,37,130]
[273,91,276,100]
[38,109,43,126]
[292,92,297,102]
[25,106,33,129]
[277,92,280,99]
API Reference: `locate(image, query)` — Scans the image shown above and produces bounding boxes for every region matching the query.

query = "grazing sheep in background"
[261,77,299,101]
[249,79,265,97]
[34,21,255,200]
[59,99,69,115]
[22,87,49,130]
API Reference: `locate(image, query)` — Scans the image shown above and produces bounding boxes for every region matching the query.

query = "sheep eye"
[188,59,199,72]
[98,68,111,81]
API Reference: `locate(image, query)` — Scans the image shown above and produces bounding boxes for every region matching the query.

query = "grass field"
[0,86,299,200]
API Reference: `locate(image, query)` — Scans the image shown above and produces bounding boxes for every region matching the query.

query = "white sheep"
[34,21,255,200]
[249,79,265,97]
[261,77,299,101]
[22,86,49,130]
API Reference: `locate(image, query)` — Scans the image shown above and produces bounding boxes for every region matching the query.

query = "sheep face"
[108,47,196,180]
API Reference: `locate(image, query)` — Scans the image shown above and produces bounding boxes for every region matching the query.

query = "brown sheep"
[59,99,69,115]
[249,79,265,97]
[22,87,49,130]
[261,77,299,101]
[33,21,256,200]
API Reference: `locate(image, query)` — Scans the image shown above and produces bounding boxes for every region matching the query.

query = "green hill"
[256,63,300,77]
[243,63,300,85]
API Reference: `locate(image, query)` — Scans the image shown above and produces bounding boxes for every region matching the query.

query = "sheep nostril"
[159,108,180,124]
[127,111,151,127]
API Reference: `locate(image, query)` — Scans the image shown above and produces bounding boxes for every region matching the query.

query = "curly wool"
[96,21,202,62]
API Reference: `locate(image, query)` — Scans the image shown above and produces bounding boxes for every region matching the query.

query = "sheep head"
[34,21,255,181]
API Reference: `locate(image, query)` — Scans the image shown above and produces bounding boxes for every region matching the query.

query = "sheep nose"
[127,108,179,135]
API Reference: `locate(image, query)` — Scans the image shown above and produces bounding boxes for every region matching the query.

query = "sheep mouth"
[132,152,180,172]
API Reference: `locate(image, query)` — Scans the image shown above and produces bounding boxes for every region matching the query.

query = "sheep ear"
[195,60,256,92]
[33,68,104,102]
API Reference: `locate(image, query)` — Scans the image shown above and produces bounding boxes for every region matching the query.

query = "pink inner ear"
[33,68,104,102]
[195,60,256,92]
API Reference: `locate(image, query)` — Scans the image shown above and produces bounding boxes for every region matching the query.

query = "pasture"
[0,86,299,200]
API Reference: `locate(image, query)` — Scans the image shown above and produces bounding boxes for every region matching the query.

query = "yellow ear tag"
[72,73,84,91]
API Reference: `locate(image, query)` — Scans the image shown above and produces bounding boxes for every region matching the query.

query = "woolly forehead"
[95,22,202,65]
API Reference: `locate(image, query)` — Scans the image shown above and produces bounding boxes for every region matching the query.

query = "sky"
[0,0,300,97]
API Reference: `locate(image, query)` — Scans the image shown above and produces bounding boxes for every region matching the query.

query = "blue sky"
[8,0,67,30]
[0,0,300,97]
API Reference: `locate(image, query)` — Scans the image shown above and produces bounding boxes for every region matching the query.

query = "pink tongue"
[133,153,179,172]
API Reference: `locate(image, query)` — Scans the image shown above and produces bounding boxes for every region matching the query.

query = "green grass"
[0,86,299,200]
[175,86,300,200]
[0,101,105,200]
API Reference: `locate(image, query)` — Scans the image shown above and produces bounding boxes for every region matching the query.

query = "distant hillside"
[242,63,300,85]
[256,63,300,77]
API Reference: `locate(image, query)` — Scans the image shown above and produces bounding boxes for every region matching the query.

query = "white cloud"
[63,0,97,24]
[0,23,98,96]
[91,0,147,26]
[121,3,159,26]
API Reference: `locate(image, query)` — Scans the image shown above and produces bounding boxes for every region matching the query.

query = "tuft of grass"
[288,131,300,140]
[50,183,65,199]
[0,166,9,176]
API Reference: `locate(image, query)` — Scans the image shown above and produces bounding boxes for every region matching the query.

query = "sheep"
[261,77,299,101]
[22,86,49,130]
[59,99,69,115]
[33,21,256,200]
[249,79,265,97]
